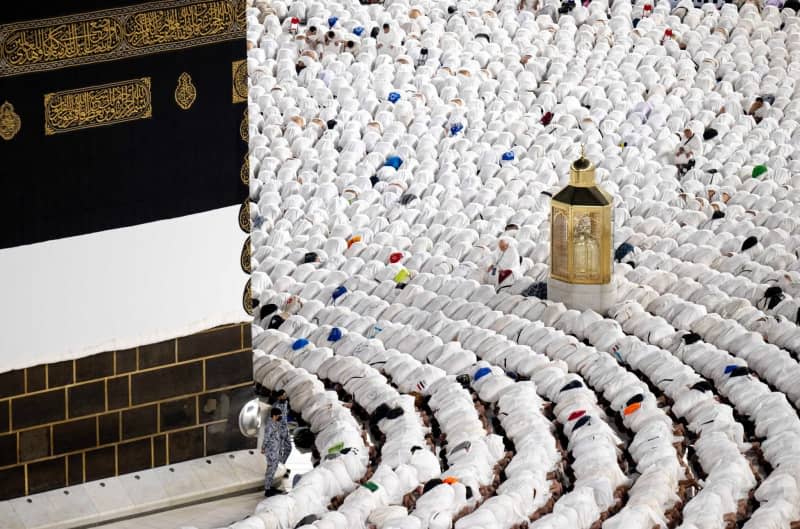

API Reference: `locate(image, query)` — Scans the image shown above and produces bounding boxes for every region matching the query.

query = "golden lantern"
[548,147,616,313]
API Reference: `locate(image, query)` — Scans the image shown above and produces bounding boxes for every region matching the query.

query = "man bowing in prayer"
[261,407,283,496]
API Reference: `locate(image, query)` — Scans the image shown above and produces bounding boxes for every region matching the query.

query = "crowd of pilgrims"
[192,0,800,526]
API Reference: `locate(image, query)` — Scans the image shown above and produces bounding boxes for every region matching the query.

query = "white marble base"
[0,449,266,529]
[547,277,617,315]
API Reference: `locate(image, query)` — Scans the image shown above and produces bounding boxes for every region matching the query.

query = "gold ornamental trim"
[238,198,251,233]
[44,78,152,135]
[240,153,249,185]
[232,59,247,103]
[0,101,21,140]
[174,72,197,110]
[239,108,248,142]
[243,278,254,316]
[240,236,251,273]
[0,0,245,78]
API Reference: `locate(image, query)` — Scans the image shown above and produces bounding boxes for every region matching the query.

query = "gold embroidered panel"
[174,72,197,110]
[232,59,247,103]
[44,78,152,135]
[0,0,245,78]
[0,101,22,140]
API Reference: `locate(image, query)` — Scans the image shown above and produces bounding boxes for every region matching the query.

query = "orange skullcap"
[347,235,362,248]
[442,476,459,485]
[623,402,641,416]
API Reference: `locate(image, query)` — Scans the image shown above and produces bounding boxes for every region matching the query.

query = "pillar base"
[547,277,616,315]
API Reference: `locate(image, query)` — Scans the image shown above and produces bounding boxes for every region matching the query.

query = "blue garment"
[328,327,343,342]
[384,156,403,169]
[474,367,492,381]
[332,285,348,303]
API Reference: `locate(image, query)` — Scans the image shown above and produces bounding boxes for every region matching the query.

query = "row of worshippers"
[248,260,688,528]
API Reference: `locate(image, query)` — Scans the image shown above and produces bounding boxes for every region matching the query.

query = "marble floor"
[93,445,313,529]
[91,491,265,529]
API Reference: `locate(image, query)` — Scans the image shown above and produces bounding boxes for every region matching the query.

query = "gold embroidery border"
[0,0,245,79]
[232,59,247,103]
[44,78,152,136]
[239,108,248,142]
[240,236,251,274]
[240,153,249,185]
[238,198,251,233]
[242,278,253,316]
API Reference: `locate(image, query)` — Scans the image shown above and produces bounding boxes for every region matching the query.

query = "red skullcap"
[664,28,673,37]
[291,17,300,24]
[389,252,403,263]
[568,410,586,421]
[643,4,652,10]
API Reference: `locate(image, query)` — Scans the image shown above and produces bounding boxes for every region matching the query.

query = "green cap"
[752,165,767,178]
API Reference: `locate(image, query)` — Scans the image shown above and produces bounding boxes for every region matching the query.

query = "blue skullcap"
[353,26,364,36]
[328,327,343,342]
[724,364,738,374]
[473,367,492,381]
[388,92,401,103]
[501,151,514,161]
[292,338,309,350]
[328,16,338,27]
[332,285,348,301]
[450,123,463,136]
[384,156,403,169]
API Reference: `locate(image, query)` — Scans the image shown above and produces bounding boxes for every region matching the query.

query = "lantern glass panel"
[551,208,568,276]
[573,212,600,282]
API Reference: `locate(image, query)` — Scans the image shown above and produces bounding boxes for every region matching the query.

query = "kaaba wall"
[0,0,251,371]
[0,323,254,500]
[0,0,248,249]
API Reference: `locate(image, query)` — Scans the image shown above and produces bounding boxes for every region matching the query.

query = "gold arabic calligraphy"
[0,0,243,77]
[3,18,123,67]
[125,1,235,47]
[44,78,152,135]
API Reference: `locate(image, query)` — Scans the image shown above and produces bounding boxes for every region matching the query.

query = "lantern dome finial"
[569,145,596,186]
